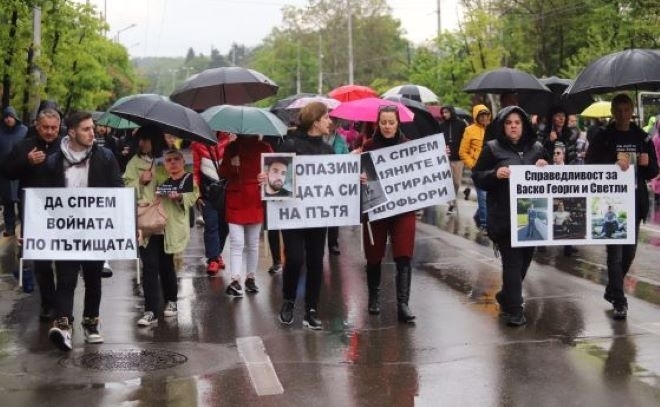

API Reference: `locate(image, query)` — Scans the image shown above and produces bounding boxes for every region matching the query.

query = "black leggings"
[139,235,178,313]
[281,228,327,310]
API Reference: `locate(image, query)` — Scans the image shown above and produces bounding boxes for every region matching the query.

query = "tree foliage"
[248,0,410,104]
[0,0,140,119]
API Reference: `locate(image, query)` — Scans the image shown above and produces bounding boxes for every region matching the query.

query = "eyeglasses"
[553,151,563,155]
[378,105,398,112]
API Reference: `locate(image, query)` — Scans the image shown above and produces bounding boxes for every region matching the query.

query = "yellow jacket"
[459,104,490,169]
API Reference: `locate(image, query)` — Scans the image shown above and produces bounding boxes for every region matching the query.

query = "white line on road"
[236,336,284,396]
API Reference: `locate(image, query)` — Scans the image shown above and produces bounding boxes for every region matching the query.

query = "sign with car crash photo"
[366,134,455,221]
[509,165,636,247]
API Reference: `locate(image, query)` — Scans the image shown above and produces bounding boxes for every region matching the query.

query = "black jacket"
[47,143,124,188]
[278,132,334,156]
[585,121,658,220]
[438,106,466,160]
[472,106,546,242]
[540,125,579,164]
[1,135,61,189]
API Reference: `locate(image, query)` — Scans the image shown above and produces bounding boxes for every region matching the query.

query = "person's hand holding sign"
[616,152,630,171]
[496,166,510,179]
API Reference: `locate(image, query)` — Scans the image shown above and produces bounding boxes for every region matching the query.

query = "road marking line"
[236,336,284,396]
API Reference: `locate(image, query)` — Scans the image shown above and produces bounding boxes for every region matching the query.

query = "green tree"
[248,0,409,103]
[0,0,139,118]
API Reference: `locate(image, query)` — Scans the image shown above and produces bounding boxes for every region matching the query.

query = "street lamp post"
[114,23,136,43]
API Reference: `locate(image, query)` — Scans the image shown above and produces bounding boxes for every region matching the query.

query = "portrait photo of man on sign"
[261,153,295,200]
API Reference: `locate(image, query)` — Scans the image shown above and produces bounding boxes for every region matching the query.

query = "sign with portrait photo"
[261,153,295,200]
[266,154,361,229]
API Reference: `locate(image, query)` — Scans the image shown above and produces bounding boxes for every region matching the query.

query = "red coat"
[219,137,272,224]
[362,133,416,263]
[191,132,232,187]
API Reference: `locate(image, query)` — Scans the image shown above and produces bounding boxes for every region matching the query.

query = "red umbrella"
[328,84,378,102]
[329,97,415,123]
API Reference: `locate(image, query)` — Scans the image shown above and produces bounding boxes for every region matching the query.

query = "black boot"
[366,264,381,315]
[396,262,416,323]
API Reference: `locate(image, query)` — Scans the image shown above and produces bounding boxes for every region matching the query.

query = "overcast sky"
[80,0,462,58]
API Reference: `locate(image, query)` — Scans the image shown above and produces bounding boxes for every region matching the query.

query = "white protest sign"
[266,154,361,229]
[509,165,636,247]
[366,134,454,221]
[23,188,138,260]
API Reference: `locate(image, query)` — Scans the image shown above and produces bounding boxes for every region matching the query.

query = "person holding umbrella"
[362,105,417,323]
[471,106,548,327]
[219,134,273,297]
[585,94,658,320]
[259,101,334,330]
[125,127,198,327]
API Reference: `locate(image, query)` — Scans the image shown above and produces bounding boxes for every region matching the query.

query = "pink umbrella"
[329,97,415,123]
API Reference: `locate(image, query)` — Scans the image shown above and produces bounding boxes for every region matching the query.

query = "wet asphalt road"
[0,201,659,406]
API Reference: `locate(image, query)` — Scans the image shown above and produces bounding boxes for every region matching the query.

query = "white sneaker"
[163,301,178,317]
[82,317,104,344]
[137,311,156,326]
[48,317,73,351]
[101,261,113,278]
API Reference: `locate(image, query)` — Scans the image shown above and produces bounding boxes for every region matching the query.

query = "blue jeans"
[476,188,487,228]
[201,200,229,260]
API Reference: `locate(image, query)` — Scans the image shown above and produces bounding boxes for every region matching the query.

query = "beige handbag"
[137,198,167,235]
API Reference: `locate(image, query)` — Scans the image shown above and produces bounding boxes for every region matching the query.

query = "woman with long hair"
[219,135,272,297]
[260,101,334,329]
[362,105,416,323]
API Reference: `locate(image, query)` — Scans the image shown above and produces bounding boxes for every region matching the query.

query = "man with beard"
[264,157,292,197]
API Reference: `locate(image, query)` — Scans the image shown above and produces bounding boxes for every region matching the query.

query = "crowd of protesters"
[0,92,658,352]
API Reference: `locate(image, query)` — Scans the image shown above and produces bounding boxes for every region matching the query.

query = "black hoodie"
[438,105,466,160]
[471,106,546,242]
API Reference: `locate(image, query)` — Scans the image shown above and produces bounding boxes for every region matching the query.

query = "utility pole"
[347,0,354,85]
[318,34,323,94]
[436,0,442,37]
[26,6,42,122]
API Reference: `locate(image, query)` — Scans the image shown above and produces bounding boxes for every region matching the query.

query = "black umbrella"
[566,49,660,96]
[270,93,320,125]
[170,67,278,110]
[518,77,593,116]
[109,94,216,145]
[463,67,551,94]
[384,95,441,139]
